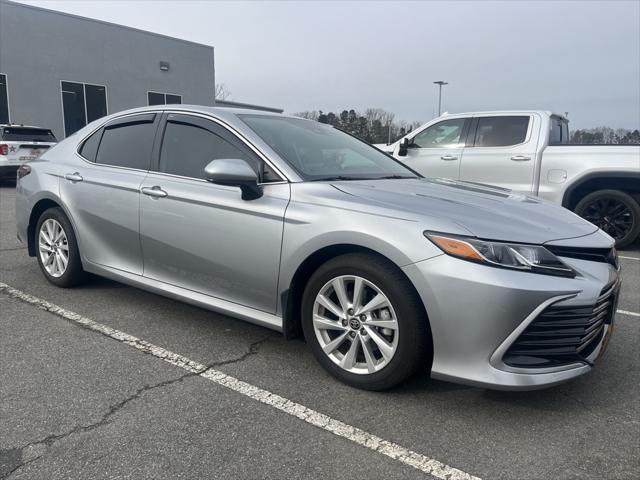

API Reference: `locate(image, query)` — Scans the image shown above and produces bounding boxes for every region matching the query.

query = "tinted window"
[165,94,182,105]
[148,92,182,106]
[95,115,156,170]
[2,127,57,142]
[474,116,530,147]
[0,74,9,124]
[549,116,569,144]
[85,84,108,123]
[79,128,103,162]
[412,119,466,148]
[61,81,86,137]
[240,115,417,181]
[159,116,262,180]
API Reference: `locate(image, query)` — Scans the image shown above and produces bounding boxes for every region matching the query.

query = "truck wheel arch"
[562,172,640,210]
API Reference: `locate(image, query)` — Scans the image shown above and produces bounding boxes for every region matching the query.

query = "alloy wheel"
[312,275,399,374]
[38,219,69,278]
[580,197,634,240]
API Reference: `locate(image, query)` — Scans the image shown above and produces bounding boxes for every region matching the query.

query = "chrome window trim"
[75,109,291,183]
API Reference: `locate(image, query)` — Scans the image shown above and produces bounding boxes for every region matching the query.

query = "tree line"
[294,108,422,144]
[294,108,639,145]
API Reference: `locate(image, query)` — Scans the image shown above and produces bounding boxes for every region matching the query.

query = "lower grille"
[503,281,618,368]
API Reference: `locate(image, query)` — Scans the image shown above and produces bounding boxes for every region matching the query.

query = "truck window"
[473,116,529,147]
[412,119,466,148]
[549,116,569,144]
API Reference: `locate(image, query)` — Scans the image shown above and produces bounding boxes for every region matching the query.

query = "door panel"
[60,162,147,274]
[140,176,289,313]
[459,115,540,193]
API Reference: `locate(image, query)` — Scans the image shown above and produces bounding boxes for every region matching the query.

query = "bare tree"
[293,110,320,121]
[215,83,232,101]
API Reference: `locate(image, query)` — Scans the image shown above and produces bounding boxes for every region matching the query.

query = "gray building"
[0,0,217,139]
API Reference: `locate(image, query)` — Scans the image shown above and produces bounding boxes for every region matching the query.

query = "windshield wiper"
[372,175,415,180]
[308,176,371,182]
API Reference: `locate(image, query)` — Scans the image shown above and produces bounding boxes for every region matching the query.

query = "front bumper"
[403,252,619,390]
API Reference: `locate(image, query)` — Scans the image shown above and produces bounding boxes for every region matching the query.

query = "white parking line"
[619,255,640,261]
[618,309,640,318]
[0,282,480,480]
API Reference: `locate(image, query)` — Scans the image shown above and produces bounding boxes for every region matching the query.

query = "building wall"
[0,0,215,138]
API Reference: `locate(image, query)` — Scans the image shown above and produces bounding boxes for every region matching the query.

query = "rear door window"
[79,128,103,162]
[95,114,157,170]
[1,127,57,142]
[473,116,530,147]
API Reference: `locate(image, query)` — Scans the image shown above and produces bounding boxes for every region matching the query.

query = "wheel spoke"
[45,252,55,267]
[332,277,350,312]
[322,331,349,354]
[45,221,55,243]
[361,337,377,373]
[340,336,360,369]
[365,319,397,330]
[365,326,394,360]
[357,293,389,315]
[58,242,69,251]
[59,251,68,269]
[39,229,52,246]
[352,277,364,310]
[55,253,64,274]
[313,314,346,331]
[317,294,345,319]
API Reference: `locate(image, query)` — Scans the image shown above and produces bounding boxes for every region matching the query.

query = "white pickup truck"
[376,110,640,248]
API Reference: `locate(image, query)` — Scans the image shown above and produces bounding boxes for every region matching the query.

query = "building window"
[61,81,107,137]
[0,74,9,124]
[148,91,182,106]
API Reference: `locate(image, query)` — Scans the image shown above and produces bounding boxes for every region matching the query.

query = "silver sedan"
[15,105,621,390]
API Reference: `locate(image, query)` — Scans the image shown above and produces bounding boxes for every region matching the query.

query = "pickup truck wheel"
[574,189,640,249]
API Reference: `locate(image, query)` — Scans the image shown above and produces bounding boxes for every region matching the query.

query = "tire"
[301,253,432,391]
[574,189,640,249]
[35,207,86,287]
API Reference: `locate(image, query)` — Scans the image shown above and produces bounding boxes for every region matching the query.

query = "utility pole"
[433,81,448,116]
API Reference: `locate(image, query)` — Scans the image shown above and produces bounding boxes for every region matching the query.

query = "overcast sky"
[19,0,640,129]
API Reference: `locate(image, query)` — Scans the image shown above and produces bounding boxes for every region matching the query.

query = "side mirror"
[204,158,263,200]
[398,138,410,157]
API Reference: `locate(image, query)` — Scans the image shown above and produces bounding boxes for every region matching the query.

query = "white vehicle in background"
[377,111,640,248]
[0,124,58,181]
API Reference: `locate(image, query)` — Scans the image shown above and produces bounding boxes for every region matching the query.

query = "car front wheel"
[301,253,431,390]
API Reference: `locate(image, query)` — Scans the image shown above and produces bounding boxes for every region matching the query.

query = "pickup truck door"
[395,118,470,180]
[459,114,540,193]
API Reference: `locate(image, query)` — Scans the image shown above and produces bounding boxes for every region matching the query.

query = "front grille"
[545,245,618,268]
[503,281,618,368]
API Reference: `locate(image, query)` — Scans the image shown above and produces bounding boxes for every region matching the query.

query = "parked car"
[0,124,58,180]
[376,111,640,248]
[16,106,621,391]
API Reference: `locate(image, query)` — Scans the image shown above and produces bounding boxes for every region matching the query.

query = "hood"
[332,178,598,244]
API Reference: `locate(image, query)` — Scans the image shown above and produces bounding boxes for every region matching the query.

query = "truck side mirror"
[398,138,410,157]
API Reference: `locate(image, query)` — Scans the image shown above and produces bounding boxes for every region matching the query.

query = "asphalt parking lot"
[1,183,639,480]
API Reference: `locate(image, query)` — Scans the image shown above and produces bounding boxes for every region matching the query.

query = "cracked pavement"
[1,184,639,479]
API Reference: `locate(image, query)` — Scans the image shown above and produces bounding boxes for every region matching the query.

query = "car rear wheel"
[35,207,86,287]
[574,189,640,249]
[301,253,431,390]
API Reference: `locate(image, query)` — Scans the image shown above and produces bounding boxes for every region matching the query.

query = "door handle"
[510,155,531,161]
[440,155,458,161]
[64,172,83,182]
[141,186,168,198]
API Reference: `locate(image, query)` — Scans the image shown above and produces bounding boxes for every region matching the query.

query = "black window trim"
[147,91,182,106]
[0,73,11,124]
[74,111,162,173]
[150,111,289,185]
[468,114,533,149]
[409,117,471,149]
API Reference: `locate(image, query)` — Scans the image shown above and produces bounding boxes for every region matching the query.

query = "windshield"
[1,127,57,142]
[239,115,418,181]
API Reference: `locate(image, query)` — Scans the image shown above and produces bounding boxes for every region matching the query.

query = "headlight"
[424,232,576,278]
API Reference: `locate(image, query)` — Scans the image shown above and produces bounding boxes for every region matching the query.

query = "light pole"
[433,81,448,116]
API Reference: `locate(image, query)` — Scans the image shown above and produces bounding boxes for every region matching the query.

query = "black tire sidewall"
[575,189,640,249]
[301,253,431,390]
[35,207,84,287]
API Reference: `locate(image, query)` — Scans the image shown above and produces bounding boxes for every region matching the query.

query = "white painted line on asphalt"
[617,309,640,318]
[619,255,640,261]
[0,282,481,480]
